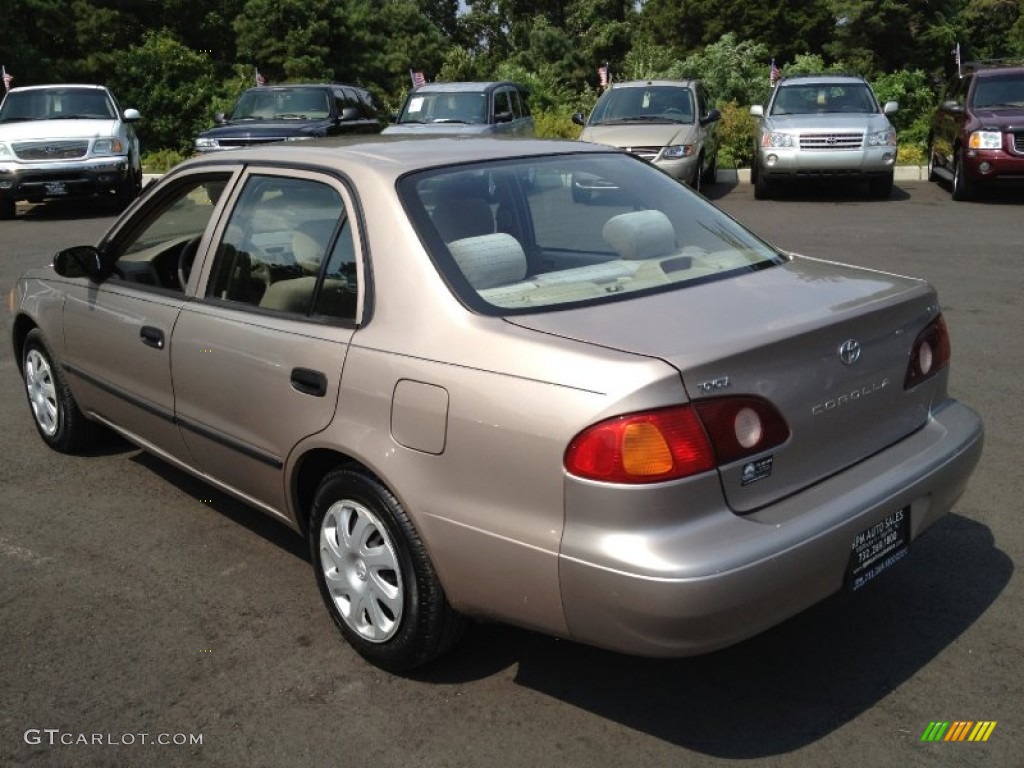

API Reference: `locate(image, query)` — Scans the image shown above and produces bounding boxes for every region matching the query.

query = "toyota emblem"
[838,339,861,365]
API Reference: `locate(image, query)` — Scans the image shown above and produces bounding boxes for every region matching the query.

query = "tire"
[926,142,939,182]
[112,166,141,213]
[700,151,718,186]
[0,196,15,220]
[868,172,894,199]
[952,151,976,201]
[753,164,773,200]
[310,468,464,671]
[22,328,94,453]
[691,154,703,193]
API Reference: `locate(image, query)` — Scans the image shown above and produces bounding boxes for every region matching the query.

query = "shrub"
[142,148,188,174]
[715,100,758,168]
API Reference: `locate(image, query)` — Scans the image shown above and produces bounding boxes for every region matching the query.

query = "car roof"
[174,135,611,182]
[244,82,369,92]
[6,83,111,93]
[609,79,698,89]
[412,81,524,93]
[969,64,1024,77]
[777,74,867,86]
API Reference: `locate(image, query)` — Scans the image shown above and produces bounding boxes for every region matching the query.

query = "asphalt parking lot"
[1,178,1021,767]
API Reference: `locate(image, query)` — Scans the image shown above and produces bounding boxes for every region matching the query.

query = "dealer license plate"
[847,507,910,591]
[44,181,68,196]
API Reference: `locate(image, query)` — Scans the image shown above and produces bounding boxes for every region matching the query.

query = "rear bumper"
[0,157,131,202]
[559,398,983,657]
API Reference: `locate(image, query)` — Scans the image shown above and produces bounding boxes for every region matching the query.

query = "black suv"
[194,83,383,153]
[928,62,1024,200]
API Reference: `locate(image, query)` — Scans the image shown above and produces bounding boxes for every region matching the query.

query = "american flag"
[598,65,609,88]
[953,43,961,74]
[254,67,267,87]
[770,59,782,86]
[411,70,426,88]
[2,66,12,91]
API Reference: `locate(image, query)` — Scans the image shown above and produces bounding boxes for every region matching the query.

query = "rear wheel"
[868,172,894,199]
[926,142,939,182]
[0,196,15,219]
[310,468,464,671]
[22,329,94,452]
[951,151,976,201]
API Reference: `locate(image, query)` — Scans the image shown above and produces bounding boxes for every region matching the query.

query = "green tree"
[107,30,219,153]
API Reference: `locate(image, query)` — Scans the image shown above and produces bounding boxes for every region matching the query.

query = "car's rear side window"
[205,175,357,320]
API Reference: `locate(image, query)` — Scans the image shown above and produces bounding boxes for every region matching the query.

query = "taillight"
[565,398,790,484]
[904,315,951,389]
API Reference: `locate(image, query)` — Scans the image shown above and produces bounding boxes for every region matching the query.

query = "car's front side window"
[109,173,231,292]
[205,175,356,321]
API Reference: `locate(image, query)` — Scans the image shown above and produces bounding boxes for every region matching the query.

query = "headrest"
[448,233,527,290]
[293,230,325,273]
[601,209,677,260]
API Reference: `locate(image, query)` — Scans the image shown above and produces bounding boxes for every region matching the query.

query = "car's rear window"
[399,153,784,315]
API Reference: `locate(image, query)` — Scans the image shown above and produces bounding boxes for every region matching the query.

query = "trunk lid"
[508,256,945,512]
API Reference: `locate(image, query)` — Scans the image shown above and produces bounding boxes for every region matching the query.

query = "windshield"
[588,86,694,125]
[400,153,783,315]
[230,88,330,121]
[972,74,1024,108]
[398,92,489,124]
[0,88,116,123]
[770,83,879,115]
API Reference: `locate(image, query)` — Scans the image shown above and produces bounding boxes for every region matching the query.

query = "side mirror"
[339,107,360,122]
[53,246,105,281]
[883,101,899,115]
[749,105,764,117]
[941,100,963,113]
[214,111,228,125]
[123,108,141,122]
[571,112,586,127]
[494,110,514,124]
[701,108,722,125]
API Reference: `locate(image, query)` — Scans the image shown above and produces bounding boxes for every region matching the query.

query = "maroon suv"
[928,62,1024,200]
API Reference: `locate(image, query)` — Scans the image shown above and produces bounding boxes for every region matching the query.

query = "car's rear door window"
[205,174,358,321]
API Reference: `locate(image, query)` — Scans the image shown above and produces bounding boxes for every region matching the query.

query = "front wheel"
[310,468,464,671]
[952,151,977,201]
[753,164,773,199]
[22,329,94,452]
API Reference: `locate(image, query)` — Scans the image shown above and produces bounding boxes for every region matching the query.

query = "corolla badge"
[838,339,861,365]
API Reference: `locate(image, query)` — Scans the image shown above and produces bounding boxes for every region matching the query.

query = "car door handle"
[290,367,327,397]
[140,326,165,349]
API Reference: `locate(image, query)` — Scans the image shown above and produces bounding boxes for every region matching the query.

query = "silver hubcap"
[24,349,59,437]
[319,500,403,643]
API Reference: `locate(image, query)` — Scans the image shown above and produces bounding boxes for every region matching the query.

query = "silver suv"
[0,84,142,218]
[750,74,899,199]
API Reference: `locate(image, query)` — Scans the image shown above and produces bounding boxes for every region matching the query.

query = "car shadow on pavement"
[420,513,1011,758]
[15,199,120,221]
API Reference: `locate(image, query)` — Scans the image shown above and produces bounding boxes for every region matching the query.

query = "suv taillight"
[904,315,951,389]
[565,398,790,484]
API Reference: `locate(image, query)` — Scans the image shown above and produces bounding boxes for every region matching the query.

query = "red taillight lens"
[565,398,790,484]
[904,315,951,389]
[565,406,715,484]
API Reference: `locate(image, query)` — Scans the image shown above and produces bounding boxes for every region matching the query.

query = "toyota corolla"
[9,137,983,671]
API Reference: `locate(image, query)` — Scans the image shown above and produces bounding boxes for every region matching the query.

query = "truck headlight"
[762,132,795,148]
[661,144,694,159]
[968,131,1002,150]
[194,137,220,150]
[0,142,11,160]
[93,138,125,155]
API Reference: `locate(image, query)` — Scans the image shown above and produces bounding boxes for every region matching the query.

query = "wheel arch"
[10,313,39,375]
[290,447,373,536]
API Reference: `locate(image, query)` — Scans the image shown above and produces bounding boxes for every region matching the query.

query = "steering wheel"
[177,236,202,291]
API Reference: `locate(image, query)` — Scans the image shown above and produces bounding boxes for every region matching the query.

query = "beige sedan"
[10,137,982,671]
